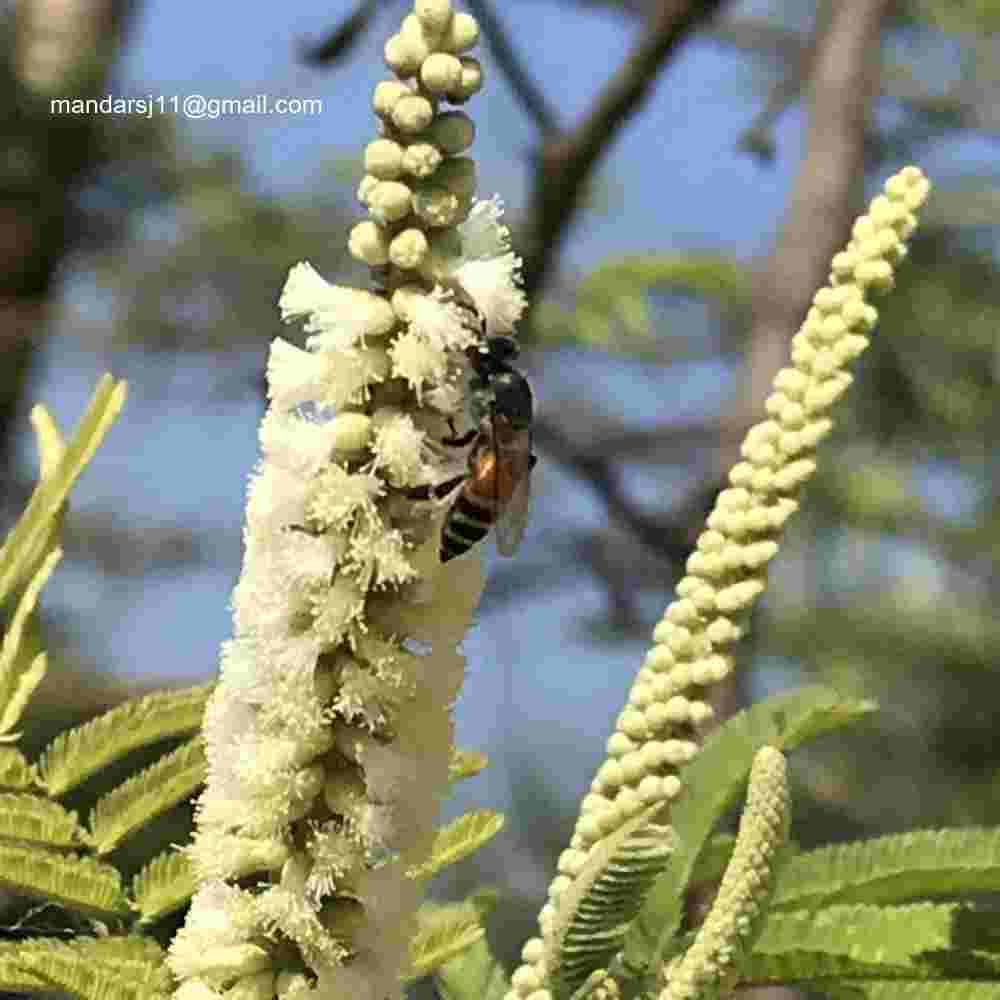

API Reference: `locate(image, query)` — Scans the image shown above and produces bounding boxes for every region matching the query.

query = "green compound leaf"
[622,685,876,976]
[0,791,86,848]
[89,736,206,855]
[0,745,39,790]
[0,375,127,607]
[743,901,1000,989]
[687,833,737,887]
[0,842,130,918]
[38,682,213,797]
[408,809,505,881]
[757,902,957,966]
[407,900,487,982]
[771,827,1000,911]
[449,747,489,784]
[13,936,170,1000]
[548,803,676,1000]
[132,847,197,924]
[0,547,60,742]
[434,933,510,1000]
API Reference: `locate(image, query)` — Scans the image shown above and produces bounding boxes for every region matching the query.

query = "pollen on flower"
[311,576,367,646]
[280,263,397,352]
[424,379,465,414]
[402,285,481,352]
[450,216,526,334]
[309,466,383,527]
[256,884,349,966]
[346,526,419,590]
[371,410,430,486]
[292,530,352,584]
[331,662,391,732]
[389,328,449,401]
[320,346,392,409]
[306,821,363,893]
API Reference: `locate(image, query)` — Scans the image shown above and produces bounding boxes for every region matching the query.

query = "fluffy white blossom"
[169,3,529,995]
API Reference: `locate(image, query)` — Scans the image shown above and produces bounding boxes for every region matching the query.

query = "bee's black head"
[469,335,520,377]
[490,369,533,428]
[465,335,533,429]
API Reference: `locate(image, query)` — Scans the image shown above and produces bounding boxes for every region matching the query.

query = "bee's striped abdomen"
[441,492,494,561]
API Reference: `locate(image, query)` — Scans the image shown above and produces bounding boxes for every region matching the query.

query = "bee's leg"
[441,418,477,449]
[403,473,467,501]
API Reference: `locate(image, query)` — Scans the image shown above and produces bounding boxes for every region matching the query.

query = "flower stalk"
[168,2,525,996]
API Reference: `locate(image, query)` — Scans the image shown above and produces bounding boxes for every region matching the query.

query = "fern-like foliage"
[0,789,84,847]
[0,378,207,998]
[406,898,494,981]
[735,830,1000,995]
[131,847,198,925]
[435,933,512,1000]
[546,803,676,1000]
[0,376,125,605]
[38,682,213,797]
[0,841,129,916]
[771,827,1000,909]
[88,736,207,855]
[408,808,506,880]
[11,936,172,999]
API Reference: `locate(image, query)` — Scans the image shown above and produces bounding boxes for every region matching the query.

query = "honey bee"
[409,335,536,562]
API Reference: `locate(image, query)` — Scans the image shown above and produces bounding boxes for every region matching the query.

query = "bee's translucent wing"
[495,469,531,555]
[494,429,533,557]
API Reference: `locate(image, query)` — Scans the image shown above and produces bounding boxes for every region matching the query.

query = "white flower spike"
[168,2,531,997]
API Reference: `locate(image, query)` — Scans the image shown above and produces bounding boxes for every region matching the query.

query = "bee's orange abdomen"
[467,450,518,507]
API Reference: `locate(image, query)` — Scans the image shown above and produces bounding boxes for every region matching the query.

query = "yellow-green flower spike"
[503,166,930,1000]
[660,747,789,1000]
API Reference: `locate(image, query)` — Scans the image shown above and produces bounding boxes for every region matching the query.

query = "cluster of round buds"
[350,0,483,279]
[504,166,930,1000]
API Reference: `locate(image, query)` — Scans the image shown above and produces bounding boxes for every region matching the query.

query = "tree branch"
[463,0,559,133]
[520,0,732,305]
